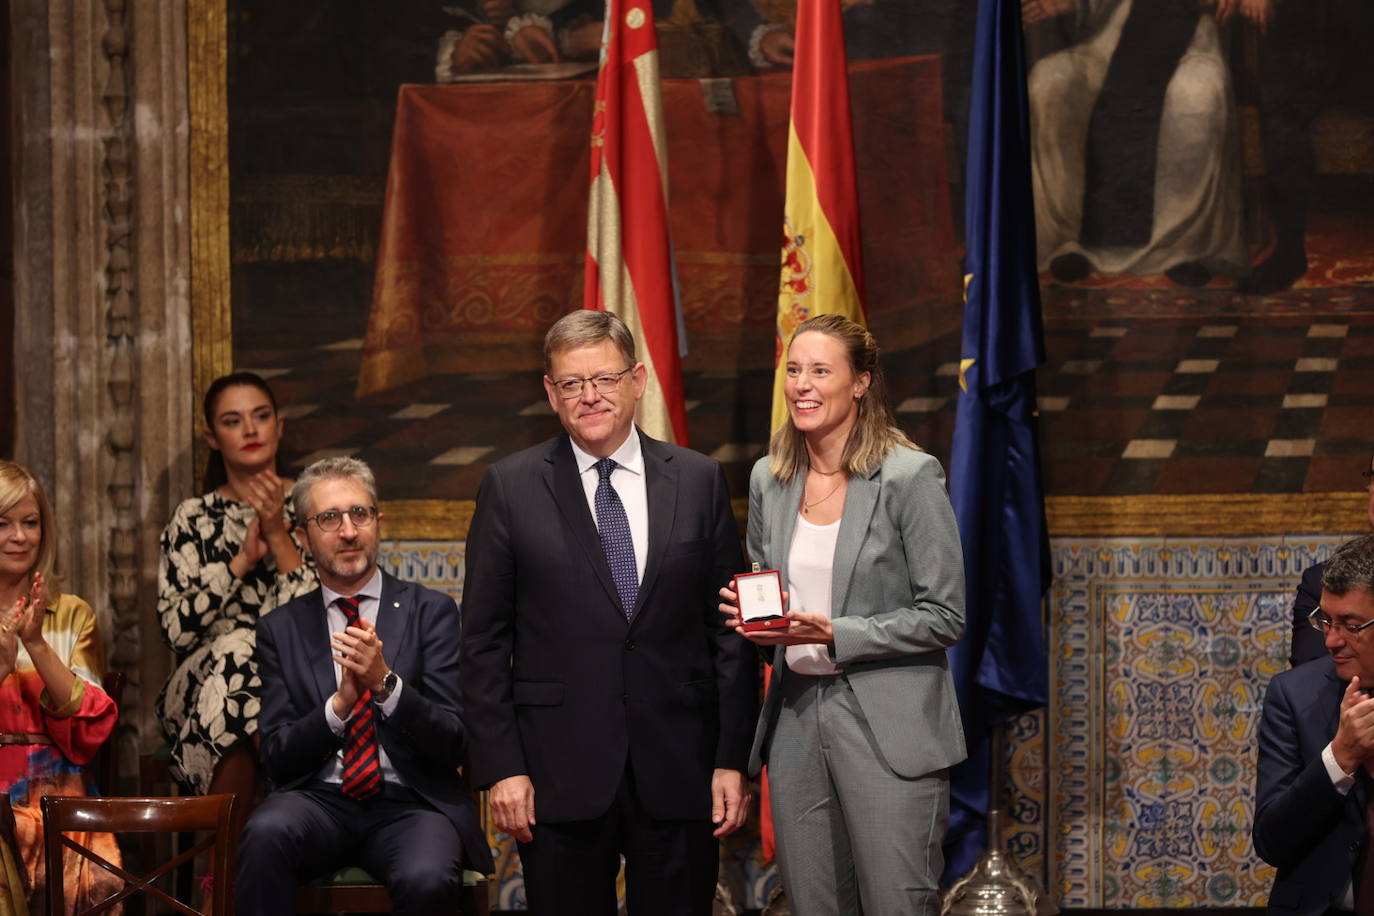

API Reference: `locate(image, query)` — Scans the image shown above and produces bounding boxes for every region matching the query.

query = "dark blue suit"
[1255,656,1366,915]
[462,431,756,914]
[236,572,492,915]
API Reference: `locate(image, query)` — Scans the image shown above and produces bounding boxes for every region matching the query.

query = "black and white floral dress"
[155,492,317,793]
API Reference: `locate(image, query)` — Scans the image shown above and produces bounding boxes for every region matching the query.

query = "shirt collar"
[321,566,384,611]
[569,428,644,478]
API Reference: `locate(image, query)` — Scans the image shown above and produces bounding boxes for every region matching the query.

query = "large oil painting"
[208,0,1374,521]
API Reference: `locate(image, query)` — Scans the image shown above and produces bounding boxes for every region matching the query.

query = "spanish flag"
[585,0,689,445]
[770,0,867,433]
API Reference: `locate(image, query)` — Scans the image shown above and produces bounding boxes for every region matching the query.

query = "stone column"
[10,0,194,780]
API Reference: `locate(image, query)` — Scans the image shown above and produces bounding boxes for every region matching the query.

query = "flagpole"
[940,722,1057,916]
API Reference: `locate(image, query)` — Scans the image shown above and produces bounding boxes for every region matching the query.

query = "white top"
[319,567,403,785]
[570,432,648,586]
[785,513,842,676]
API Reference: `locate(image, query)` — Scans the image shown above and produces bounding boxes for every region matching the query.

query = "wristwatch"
[372,669,398,704]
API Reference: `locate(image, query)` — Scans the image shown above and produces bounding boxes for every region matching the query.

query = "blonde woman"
[0,460,120,912]
[720,314,966,915]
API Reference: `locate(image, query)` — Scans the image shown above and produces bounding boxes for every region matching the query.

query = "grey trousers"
[766,672,949,916]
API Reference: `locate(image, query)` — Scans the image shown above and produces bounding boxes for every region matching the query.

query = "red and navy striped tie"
[336,596,382,800]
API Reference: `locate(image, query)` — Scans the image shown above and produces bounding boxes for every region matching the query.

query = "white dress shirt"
[318,567,404,785]
[570,432,648,587]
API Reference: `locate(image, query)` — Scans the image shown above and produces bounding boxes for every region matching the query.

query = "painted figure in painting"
[1028,0,1265,286]
[437,0,750,78]
[1241,0,1374,294]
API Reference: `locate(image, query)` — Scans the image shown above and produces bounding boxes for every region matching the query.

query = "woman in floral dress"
[157,372,316,808]
[0,460,121,914]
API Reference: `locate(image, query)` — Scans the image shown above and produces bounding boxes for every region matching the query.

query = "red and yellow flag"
[770,0,867,432]
[585,0,689,445]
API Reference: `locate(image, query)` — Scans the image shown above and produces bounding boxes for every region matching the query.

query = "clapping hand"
[244,469,289,537]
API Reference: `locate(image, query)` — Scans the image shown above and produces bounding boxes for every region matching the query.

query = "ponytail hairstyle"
[201,372,282,493]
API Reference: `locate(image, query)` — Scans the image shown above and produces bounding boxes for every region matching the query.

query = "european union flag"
[943,0,1051,884]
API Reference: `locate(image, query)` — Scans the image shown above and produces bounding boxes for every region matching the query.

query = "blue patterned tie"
[594,458,638,620]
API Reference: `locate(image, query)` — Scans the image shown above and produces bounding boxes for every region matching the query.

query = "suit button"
[624,640,636,650]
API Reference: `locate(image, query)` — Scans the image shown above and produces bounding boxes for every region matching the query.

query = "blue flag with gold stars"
[943,0,1052,884]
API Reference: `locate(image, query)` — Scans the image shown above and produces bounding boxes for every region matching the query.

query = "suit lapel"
[635,432,677,626]
[303,591,336,704]
[771,474,803,589]
[375,572,408,667]
[830,467,881,617]
[543,436,623,617]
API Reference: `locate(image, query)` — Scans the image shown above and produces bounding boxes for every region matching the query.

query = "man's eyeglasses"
[1308,605,1374,636]
[307,505,378,532]
[549,366,634,399]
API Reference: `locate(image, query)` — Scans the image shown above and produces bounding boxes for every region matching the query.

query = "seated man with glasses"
[1256,532,1374,916]
[235,456,492,916]
[1290,456,1374,667]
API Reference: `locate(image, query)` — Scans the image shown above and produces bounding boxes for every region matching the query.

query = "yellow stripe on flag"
[770,122,865,433]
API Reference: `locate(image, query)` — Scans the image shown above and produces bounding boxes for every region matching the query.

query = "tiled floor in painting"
[237,310,1374,501]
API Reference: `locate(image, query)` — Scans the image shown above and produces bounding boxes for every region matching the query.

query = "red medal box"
[736,568,789,632]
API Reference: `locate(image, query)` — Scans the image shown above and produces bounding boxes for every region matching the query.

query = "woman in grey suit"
[720,314,966,915]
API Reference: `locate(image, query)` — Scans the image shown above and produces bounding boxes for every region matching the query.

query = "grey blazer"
[746,446,967,779]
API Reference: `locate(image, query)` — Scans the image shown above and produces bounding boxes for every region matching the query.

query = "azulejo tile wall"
[382,535,1348,910]
[1048,536,1349,908]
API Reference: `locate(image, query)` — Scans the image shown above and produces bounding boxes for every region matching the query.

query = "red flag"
[770,0,866,432]
[585,0,689,445]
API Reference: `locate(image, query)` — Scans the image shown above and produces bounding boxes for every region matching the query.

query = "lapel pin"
[393,601,400,608]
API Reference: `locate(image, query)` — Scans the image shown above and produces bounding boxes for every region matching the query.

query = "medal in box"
[737,565,789,632]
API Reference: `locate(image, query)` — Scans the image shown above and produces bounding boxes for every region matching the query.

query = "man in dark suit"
[236,456,492,916]
[1256,532,1374,914]
[461,310,756,914]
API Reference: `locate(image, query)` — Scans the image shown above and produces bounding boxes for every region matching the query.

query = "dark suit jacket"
[256,572,493,873]
[1290,562,1326,668]
[1254,656,1364,915]
[461,431,756,824]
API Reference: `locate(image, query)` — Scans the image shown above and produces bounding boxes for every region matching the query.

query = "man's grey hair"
[291,456,378,520]
[543,310,636,373]
[1323,533,1374,596]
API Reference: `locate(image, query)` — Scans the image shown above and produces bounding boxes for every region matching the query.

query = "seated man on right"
[1255,532,1374,914]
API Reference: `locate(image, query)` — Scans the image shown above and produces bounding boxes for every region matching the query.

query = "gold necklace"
[802,479,844,516]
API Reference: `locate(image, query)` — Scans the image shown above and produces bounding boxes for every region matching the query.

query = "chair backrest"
[42,793,238,916]
[92,670,126,795]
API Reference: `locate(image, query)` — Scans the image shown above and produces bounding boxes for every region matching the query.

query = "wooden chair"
[91,670,125,796]
[42,793,238,916]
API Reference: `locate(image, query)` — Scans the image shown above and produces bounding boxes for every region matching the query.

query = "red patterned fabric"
[359,57,960,395]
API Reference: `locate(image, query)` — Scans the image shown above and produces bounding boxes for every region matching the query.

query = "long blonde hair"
[0,460,61,601]
[769,314,918,483]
